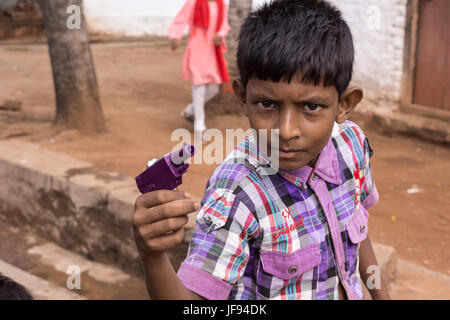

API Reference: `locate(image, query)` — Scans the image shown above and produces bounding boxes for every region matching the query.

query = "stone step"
[27,242,131,285]
[0,219,149,300]
[0,259,85,300]
[362,244,450,300]
[389,259,450,300]
[3,216,448,300]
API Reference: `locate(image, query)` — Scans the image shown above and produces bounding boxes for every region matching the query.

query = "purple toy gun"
[135,143,196,194]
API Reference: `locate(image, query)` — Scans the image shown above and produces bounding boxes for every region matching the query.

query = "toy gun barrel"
[170,143,196,165]
[135,143,196,194]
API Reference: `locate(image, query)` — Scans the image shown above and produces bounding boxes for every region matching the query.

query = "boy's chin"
[277,159,312,171]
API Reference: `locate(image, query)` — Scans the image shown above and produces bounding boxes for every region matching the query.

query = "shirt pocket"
[346,205,369,244]
[260,243,321,279]
[257,243,321,298]
[344,205,369,274]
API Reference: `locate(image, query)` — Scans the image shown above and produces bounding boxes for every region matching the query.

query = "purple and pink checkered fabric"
[177,121,379,300]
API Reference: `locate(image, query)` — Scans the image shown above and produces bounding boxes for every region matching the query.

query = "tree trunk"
[225,0,253,80]
[37,0,106,134]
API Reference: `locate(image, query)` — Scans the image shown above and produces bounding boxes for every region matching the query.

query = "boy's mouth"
[278,148,305,159]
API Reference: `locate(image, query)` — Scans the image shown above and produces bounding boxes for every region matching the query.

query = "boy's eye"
[256,100,276,109]
[303,104,322,112]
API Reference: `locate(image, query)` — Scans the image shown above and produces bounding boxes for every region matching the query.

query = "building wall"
[329,0,407,105]
[83,0,408,106]
[83,0,230,37]
[254,0,408,104]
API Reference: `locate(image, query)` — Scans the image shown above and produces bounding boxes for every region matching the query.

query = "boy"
[133,0,390,300]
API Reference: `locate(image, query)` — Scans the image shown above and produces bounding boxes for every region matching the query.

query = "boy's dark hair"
[237,0,354,99]
[0,273,33,300]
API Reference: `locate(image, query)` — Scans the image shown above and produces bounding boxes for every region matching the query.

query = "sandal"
[180,104,194,123]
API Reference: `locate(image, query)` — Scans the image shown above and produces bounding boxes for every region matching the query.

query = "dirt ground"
[0,39,449,278]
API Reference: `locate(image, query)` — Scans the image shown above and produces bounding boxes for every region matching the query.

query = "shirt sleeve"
[217,2,231,39]
[177,187,260,300]
[168,0,195,40]
[361,137,379,209]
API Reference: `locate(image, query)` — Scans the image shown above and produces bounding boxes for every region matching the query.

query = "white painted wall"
[83,0,407,104]
[84,0,229,37]
[253,0,408,104]
[329,0,407,104]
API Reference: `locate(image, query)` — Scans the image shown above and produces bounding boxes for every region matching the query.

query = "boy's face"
[233,77,362,171]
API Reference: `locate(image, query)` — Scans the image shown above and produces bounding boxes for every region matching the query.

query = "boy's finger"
[138,216,188,239]
[134,199,198,225]
[135,189,188,209]
[147,199,198,223]
[147,227,185,252]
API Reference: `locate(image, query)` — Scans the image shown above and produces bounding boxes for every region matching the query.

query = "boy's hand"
[213,34,223,46]
[133,189,198,260]
[170,38,180,51]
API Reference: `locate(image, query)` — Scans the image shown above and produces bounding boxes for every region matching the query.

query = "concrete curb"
[354,100,450,146]
[0,139,143,276]
[0,259,85,300]
[389,259,450,300]
[0,139,194,276]
[0,138,397,285]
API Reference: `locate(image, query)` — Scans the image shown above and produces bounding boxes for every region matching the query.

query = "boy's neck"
[307,154,319,168]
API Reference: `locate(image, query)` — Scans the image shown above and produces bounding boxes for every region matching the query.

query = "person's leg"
[204,83,220,103]
[182,83,219,121]
[180,81,196,121]
[192,84,206,134]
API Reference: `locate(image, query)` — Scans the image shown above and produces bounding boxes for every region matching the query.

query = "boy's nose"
[278,107,301,141]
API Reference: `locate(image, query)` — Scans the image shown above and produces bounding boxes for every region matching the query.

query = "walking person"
[169,0,231,138]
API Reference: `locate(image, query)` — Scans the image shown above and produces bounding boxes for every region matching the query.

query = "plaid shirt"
[177,121,379,300]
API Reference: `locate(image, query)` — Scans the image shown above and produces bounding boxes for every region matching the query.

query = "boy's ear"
[232,79,248,116]
[336,87,363,124]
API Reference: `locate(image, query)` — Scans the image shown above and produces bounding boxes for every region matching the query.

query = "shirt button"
[288,265,298,274]
[311,173,317,181]
[360,224,366,233]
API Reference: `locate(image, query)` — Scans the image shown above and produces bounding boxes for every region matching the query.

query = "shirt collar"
[310,136,342,185]
[278,136,342,187]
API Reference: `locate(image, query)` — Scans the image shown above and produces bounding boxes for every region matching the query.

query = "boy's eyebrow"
[292,96,332,105]
[249,90,332,105]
